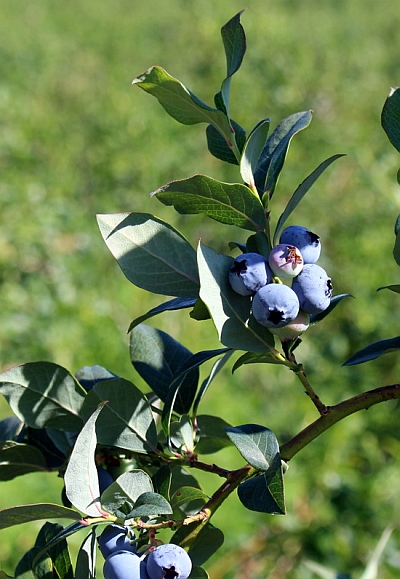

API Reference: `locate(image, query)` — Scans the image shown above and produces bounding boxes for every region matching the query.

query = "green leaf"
[129,324,199,415]
[132,66,232,139]
[254,111,313,199]
[225,424,279,471]
[125,492,172,518]
[64,403,106,517]
[33,521,87,558]
[273,154,346,244]
[97,213,199,298]
[161,348,231,437]
[81,379,158,453]
[170,487,209,510]
[188,568,209,579]
[128,298,197,333]
[197,243,276,353]
[0,442,47,480]
[238,458,285,514]
[245,230,272,257]
[170,415,195,453]
[232,351,286,372]
[343,335,400,366]
[377,284,400,294]
[171,523,224,567]
[393,213,400,267]
[221,11,246,78]
[206,121,246,165]
[215,10,247,116]
[240,119,271,189]
[189,298,211,321]
[15,546,50,579]
[394,213,400,235]
[151,465,172,501]
[75,529,97,579]
[34,522,73,579]
[309,294,354,326]
[152,175,267,232]
[192,350,234,417]
[381,87,400,153]
[100,470,153,515]
[0,362,85,431]
[194,415,233,454]
[0,504,81,530]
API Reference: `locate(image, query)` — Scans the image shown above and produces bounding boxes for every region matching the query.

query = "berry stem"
[292,364,328,414]
[187,458,231,478]
[283,350,328,414]
[280,383,400,461]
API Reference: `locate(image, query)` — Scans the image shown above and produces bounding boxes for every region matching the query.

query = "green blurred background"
[2,0,400,577]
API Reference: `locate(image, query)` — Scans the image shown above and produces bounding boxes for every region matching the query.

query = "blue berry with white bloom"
[98,524,137,559]
[229,252,271,296]
[292,264,333,314]
[146,544,192,579]
[279,225,321,264]
[252,284,300,328]
[103,550,148,579]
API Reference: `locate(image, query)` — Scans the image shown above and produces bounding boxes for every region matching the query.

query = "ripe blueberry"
[98,524,137,559]
[229,252,271,296]
[252,284,300,328]
[103,550,148,579]
[268,244,304,278]
[292,264,333,314]
[146,544,192,579]
[280,225,321,264]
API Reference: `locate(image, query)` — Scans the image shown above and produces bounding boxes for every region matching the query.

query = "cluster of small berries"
[229,225,333,340]
[99,524,192,579]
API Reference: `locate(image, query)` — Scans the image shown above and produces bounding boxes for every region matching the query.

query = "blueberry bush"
[1,10,400,579]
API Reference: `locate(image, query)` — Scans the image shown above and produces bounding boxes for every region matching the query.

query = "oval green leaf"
[97,213,199,298]
[254,110,313,198]
[0,362,85,431]
[381,87,400,154]
[225,424,279,471]
[132,66,232,140]
[81,379,158,453]
[64,403,107,517]
[0,505,81,530]
[343,336,400,366]
[197,243,276,353]
[0,442,47,481]
[153,175,267,232]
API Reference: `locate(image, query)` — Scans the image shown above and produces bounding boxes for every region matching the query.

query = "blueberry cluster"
[228,225,333,340]
[99,525,192,579]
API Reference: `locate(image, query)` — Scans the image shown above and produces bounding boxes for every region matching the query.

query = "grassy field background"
[2,1,400,577]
